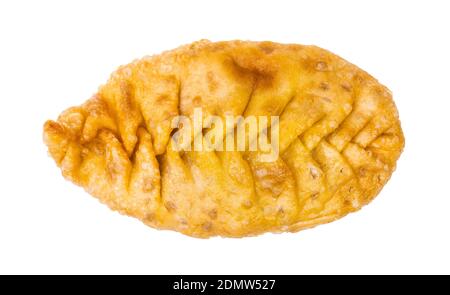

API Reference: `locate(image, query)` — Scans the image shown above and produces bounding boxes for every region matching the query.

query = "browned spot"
[278,207,285,215]
[232,51,276,74]
[106,162,120,182]
[319,82,330,91]
[320,96,332,103]
[259,42,276,54]
[353,74,365,84]
[377,174,384,184]
[156,94,169,103]
[316,61,329,71]
[208,209,218,220]
[271,187,284,198]
[228,56,275,89]
[311,192,319,200]
[358,167,367,177]
[243,200,253,208]
[309,167,320,179]
[254,162,289,197]
[144,212,155,222]
[164,201,177,213]
[373,86,384,96]
[255,73,274,89]
[255,163,289,185]
[162,74,177,83]
[206,71,218,92]
[227,57,255,81]
[341,83,352,92]
[339,167,345,174]
[142,178,154,193]
[193,95,202,106]
[202,222,212,231]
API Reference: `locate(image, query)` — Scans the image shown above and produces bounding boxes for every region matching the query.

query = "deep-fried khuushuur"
[43,40,404,238]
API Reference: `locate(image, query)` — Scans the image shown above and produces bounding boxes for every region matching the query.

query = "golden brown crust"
[43,40,404,238]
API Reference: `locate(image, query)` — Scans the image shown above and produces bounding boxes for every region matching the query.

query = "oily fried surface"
[43,40,404,238]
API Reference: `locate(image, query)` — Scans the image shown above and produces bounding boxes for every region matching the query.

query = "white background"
[1,0,449,274]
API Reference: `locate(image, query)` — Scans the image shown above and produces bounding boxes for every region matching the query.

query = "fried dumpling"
[43,40,404,238]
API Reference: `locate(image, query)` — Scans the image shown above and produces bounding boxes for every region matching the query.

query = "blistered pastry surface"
[43,40,404,237]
